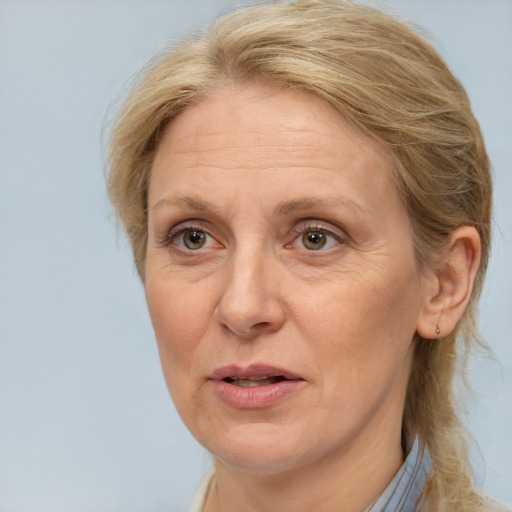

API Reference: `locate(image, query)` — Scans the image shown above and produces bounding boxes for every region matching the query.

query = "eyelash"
[288,222,346,250]
[159,220,346,252]
[162,224,216,249]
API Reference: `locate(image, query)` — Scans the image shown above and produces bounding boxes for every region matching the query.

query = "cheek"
[145,277,214,426]
[298,261,422,373]
[145,276,213,378]
[302,271,420,422]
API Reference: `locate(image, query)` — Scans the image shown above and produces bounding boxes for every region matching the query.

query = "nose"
[214,249,286,340]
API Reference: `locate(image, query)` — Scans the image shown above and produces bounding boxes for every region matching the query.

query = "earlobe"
[416,226,481,340]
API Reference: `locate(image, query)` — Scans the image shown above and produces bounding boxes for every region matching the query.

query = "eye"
[300,229,339,250]
[182,229,207,250]
[170,227,219,251]
[302,231,328,250]
[287,223,345,252]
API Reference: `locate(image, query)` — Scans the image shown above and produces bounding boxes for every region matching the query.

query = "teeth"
[229,376,284,387]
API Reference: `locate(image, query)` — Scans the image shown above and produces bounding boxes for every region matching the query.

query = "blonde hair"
[107,1,492,509]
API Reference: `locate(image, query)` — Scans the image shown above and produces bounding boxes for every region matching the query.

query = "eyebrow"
[152,194,367,216]
[275,196,367,216]
[152,195,220,214]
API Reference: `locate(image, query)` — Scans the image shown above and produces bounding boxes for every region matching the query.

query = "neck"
[204,429,404,512]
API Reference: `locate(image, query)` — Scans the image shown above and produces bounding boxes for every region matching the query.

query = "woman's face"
[145,84,432,475]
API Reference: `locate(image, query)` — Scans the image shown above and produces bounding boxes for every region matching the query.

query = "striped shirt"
[363,437,431,512]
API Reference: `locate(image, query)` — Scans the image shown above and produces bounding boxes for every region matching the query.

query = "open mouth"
[212,367,304,408]
[223,376,290,387]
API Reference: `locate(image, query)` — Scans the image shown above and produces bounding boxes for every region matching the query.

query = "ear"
[416,226,481,339]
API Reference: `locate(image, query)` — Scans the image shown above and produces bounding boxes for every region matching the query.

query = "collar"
[364,437,432,512]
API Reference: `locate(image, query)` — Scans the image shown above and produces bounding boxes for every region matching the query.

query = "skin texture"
[144,83,477,512]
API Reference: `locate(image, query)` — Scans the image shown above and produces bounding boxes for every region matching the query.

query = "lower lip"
[210,379,305,409]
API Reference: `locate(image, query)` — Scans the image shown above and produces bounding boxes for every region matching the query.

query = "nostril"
[253,321,270,330]
[214,295,286,339]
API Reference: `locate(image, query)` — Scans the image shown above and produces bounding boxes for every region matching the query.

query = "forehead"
[149,83,396,214]
[155,83,388,168]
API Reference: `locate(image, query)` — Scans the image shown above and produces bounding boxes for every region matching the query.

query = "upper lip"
[210,364,303,381]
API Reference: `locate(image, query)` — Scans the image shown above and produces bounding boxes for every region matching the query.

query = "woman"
[106,0,507,510]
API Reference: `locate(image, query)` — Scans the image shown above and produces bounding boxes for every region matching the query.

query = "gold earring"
[435,324,441,335]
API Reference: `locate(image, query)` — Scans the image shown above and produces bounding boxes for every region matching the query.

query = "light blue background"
[1,1,510,510]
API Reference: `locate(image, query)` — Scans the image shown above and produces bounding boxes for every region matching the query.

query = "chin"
[200,421,312,475]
